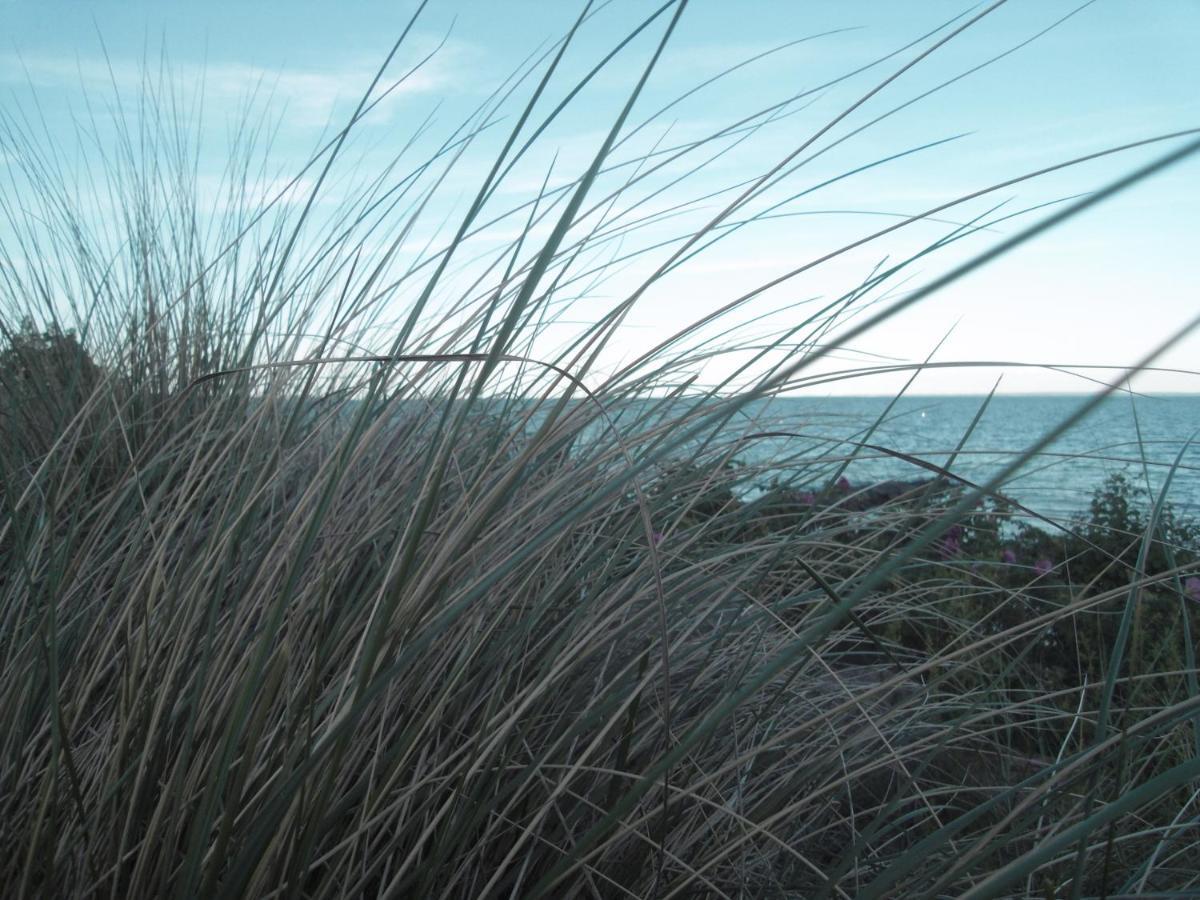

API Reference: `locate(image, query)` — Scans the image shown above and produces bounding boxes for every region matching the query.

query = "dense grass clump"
[2,4,1200,897]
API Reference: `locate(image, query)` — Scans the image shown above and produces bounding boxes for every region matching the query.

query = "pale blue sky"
[2,0,1197,394]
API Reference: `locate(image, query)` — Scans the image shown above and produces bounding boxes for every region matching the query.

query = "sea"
[714,394,1200,525]
[373,390,1199,526]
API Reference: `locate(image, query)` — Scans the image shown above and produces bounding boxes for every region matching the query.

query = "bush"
[872,472,1200,715]
[0,318,109,494]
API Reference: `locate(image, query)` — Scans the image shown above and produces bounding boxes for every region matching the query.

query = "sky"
[2,0,1198,395]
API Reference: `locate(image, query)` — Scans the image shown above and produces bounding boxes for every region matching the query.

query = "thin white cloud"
[0,43,460,129]
[190,172,320,214]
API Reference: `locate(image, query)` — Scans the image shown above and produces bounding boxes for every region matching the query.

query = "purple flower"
[1185,576,1200,602]
[836,476,851,493]
[652,531,664,547]
[798,491,816,505]
[936,524,963,559]
[1001,548,1017,565]
[1033,558,1053,577]
[938,535,961,559]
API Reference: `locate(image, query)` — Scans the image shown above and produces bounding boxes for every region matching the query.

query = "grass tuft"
[2,5,1199,897]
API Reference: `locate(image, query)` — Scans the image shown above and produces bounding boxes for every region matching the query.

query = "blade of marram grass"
[4,5,1200,897]
[171,10,439,895]
[524,130,1200,900]
[1066,432,1197,898]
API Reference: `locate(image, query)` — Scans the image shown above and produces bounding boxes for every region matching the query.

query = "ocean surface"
[720,394,1200,524]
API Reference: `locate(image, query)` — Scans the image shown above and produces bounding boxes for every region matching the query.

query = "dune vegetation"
[2,3,1200,897]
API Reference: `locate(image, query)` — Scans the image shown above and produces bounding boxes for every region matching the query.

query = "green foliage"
[1075,472,1200,586]
[0,318,111,509]
[0,318,102,448]
[875,472,1200,720]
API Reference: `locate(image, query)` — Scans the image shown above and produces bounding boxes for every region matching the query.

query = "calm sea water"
[728,395,1200,523]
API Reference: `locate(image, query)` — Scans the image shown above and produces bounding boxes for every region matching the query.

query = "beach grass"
[2,4,1200,897]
